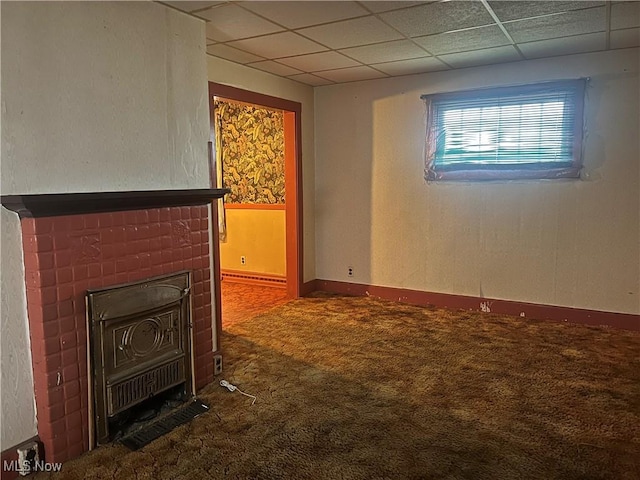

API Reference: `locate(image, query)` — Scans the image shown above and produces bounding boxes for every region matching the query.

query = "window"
[423,79,586,181]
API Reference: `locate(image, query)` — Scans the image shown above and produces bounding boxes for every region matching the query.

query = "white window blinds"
[423,80,586,181]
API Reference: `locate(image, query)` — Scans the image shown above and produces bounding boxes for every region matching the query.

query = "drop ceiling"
[161,0,640,86]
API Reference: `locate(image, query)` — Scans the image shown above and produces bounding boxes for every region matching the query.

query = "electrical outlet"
[348,266,354,277]
[213,354,223,375]
[240,256,246,265]
[17,442,39,476]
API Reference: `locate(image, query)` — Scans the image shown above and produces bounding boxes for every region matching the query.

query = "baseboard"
[1,447,19,480]
[221,269,286,289]
[300,279,317,297]
[314,279,640,331]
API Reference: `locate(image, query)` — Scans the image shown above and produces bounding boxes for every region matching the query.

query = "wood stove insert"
[86,271,194,446]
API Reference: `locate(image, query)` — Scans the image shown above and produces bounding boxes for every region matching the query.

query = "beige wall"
[0,1,209,449]
[207,56,316,283]
[315,48,639,315]
[1,2,209,194]
[0,208,36,450]
[220,209,286,276]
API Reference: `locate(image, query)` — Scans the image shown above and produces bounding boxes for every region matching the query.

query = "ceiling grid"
[160,0,640,85]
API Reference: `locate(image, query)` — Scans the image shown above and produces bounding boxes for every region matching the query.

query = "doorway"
[208,83,303,338]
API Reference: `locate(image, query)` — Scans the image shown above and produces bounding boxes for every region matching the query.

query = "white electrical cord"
[220,380,256,405]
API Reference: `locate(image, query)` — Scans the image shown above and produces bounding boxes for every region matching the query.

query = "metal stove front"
[86,271,194,446]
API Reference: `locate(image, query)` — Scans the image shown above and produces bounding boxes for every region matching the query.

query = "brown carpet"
[36,293,640,479]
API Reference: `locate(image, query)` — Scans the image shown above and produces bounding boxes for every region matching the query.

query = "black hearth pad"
[119,399,210,450]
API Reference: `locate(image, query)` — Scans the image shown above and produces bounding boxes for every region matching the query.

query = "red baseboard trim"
[1,449,18,480]
[300,279,318,297]
[315,280,640,331]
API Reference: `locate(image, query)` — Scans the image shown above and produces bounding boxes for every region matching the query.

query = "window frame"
[423,79,586,182]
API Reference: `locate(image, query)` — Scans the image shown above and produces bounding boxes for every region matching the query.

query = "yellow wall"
[220,208,286,276]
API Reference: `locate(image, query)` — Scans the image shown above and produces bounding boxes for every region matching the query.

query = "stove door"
[87,271,193,445]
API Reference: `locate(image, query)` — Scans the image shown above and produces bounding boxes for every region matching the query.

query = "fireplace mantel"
[10,190,223,462]
[1,188,229,218]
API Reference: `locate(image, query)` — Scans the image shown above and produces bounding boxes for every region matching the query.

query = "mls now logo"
[3,443,62,476]
[3,459,63,475]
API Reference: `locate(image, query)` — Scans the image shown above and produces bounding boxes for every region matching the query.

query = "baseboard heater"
[221,270,286,289]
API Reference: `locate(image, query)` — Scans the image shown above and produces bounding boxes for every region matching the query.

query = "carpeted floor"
[35,293,640,479]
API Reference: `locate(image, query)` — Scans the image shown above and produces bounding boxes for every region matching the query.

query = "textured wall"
[315,48,639,315]
[0,209,37,449]
[0,1,209,451]
[1,1,209,194]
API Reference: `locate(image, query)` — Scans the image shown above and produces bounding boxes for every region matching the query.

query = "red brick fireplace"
[1,189,226,464]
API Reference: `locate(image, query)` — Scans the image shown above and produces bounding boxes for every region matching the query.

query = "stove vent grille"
[108,359,185,415]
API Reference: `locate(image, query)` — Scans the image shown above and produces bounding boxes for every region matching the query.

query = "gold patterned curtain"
[214,103,227,242]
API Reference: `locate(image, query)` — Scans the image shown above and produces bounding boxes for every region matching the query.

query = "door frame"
[207,82,303,334]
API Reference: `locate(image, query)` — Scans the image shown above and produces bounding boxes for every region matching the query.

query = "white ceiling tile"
[315,66,388,83]
[414,25,510,55]
[504,7,606,43]
[163,1,226,13]
[206,44,265,64]
[488,1,604,22]
[241,1,369,29]
[339,39,428,64]
[438,45,521,68]
[360,1,432,13]
[228,32,327,58]
[380,1,494,37]
[297,16,403,49]
[278,52,360,72]
[611,2,640,30]
[201,3,284,42]
[166,0,639,85]
[287,73,335,86]
[372,57,449,75]
[519,32,606,59]
[610,27,640,49]
[248,61,304,77]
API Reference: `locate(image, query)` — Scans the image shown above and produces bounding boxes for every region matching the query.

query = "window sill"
[426,166,581,182]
